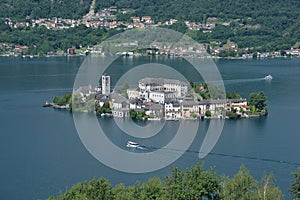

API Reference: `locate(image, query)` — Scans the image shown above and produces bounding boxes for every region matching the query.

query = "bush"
[205,110,211,117]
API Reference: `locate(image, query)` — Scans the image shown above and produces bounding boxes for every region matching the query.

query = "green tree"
[57,178,113,200]
[120,82,129,98]
[183,164,221,199]
[257,173,283,200]
[227,92,242,99]
[113,183,135,200]
[205,110,211,117]
[248,92,267,112]
[164,166,185,199]
[290,167,300,199]
[222,165,259,200]
[141,177,167,199]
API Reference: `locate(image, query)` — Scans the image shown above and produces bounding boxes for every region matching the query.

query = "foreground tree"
[257,173,283,200]
[290,167,300,199]
[165,164,221,199]
[222,165,283,200]
[222,165,259,200]
[49,163,284,200]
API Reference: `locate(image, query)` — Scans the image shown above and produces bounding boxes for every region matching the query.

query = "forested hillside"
[0,0,299,56]
[96,0,300,49]
[0,0,92,20]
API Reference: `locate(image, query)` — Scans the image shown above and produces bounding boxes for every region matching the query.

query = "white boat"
[126,141,139,148]
[264,75,273,80]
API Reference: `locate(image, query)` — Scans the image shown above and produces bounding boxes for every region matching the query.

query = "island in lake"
[46,74,268,120]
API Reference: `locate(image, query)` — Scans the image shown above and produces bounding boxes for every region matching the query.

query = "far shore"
[1,53,299,60]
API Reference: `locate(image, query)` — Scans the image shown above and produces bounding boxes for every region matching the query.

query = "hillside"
[0,0,92,20]
[96,0,300,49]
[0,0,299,56]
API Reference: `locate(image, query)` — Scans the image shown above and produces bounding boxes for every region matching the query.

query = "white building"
[149,91,176,104]
[127,88,140,99]
[138,77,188,101]
[164,100,181,120]
[198,99,227,115]
[102,75,110,95]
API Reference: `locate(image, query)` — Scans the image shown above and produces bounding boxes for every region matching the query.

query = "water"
[0,56,299,199]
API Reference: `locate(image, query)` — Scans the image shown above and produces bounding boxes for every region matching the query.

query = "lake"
[0,56,299,199]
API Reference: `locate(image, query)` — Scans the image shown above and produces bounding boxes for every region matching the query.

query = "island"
[45,74,268,120]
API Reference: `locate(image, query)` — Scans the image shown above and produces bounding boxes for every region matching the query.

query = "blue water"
[0,56,299,199]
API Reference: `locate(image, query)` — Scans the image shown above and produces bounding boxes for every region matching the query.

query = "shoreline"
[1,53,299,60]
[43,101,266,120]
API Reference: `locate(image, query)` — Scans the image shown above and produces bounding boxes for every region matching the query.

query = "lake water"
[0,56,299,199]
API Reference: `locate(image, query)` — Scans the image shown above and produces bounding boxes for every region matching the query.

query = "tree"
[141,178,167,199]
[290,167,300,199]
[164,166,185,199]
[222,165,259,200]
[120,82,129,98]
[227,92,242,99]
[258,172,283,200]
[205,110,211,117]
[57,178,113,200]
[113,183,135,200]
[183,164,221,199]
[190,80,194,88]
[248,92,267,112]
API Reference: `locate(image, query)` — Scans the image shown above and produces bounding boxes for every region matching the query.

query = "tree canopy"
[0,0,92,20]
[290,167,300,199]
[248,92,268,112]
[49,163,286,200]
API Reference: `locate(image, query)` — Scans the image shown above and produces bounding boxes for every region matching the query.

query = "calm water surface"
[0,56,299,199]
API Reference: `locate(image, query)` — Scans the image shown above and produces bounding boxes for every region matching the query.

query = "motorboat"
[264,75,273,80]
[126,141,139,148]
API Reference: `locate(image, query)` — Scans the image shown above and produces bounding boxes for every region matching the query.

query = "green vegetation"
[53,93,72,106]
[0,24,121,55]
[119,82,129,99]
[205,110,211,117]
[72,93,96,113]
[222,165,283,200]
[248,92,268,116]
[193,82,226,100]
[226,110,240,119]
[0,0,92,20]
[226,92,242,99]
[0,0,299,55]
[290,167,300,199]
[95,102,112,115]
[129,109,148,120]
[48,163,287,200]
[95,0,300,53]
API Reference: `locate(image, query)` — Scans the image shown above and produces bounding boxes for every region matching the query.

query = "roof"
[227,98,247,103]
[96,94,110,102]
[139,77,188,86]
[150,104,163,111]
[182,100,198,106]
[164,100,180,107]
[110,92,128,104]
[199,99,227,105]
[76,86,93,94]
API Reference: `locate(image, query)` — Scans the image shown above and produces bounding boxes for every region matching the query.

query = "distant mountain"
[0,0,92,20]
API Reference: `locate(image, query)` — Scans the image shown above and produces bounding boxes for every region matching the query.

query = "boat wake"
[137,146,147,150]
[140,145,300,167]
[208,77,268,86]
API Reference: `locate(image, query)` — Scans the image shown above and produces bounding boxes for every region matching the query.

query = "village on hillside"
[1,5,300,58]
[48,74,267,121]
